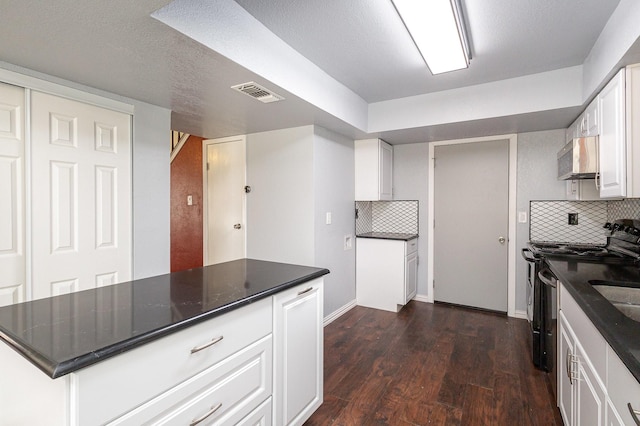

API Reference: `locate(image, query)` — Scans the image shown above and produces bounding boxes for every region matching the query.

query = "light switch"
[344,234,353,250]
[187,195,193,206]
[326,212,332,225]
[518,211,527,223]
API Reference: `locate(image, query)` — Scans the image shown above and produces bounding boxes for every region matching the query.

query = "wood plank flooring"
[305,301,563,426]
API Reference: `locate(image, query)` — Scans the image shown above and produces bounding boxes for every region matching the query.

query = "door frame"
[427,134,519,318]
[202,135,247,265]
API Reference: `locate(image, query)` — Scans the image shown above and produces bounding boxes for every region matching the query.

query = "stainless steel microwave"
[557,136,598,180]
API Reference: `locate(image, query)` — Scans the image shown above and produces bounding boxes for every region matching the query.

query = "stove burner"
[526,241,634,263]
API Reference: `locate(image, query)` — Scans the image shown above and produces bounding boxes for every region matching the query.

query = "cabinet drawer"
[406,238,418,255]
[110,335,273,425]
[237,397,272,426]
[74,297,273,425]
[606,344,640,426]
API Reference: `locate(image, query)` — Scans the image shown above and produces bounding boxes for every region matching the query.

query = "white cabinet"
[0,279,325,425]
[626,64,640,198]
[557,281,640,426]
[598,69,627,198]
[606,344,640,426]
[356,237,418,312]
[355,138,393,201]
[566,179,600,200]
[558,310,606,426]
[273,280,324,426]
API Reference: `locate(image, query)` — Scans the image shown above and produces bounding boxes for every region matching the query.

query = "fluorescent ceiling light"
[392,0,470,75]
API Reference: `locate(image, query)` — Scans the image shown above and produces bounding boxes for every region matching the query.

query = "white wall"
[313,126,357,317]
[515,129,567,311]
[246,126,315,265]
[392,143,430,298]
[131,100,171,279]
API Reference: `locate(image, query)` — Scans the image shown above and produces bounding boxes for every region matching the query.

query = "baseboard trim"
[324,299,357,327]
[412,294,431,304]
[513,309,529,320]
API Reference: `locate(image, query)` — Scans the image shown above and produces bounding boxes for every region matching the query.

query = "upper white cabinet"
[598,69,627,198]
[355,138,393,201]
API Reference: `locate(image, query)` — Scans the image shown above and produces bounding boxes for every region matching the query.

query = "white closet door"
[31,91,131,300]
[0,82,25,306]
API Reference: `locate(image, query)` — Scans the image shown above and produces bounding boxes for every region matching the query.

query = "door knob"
[498,236,506,244]
[233,224,242,229]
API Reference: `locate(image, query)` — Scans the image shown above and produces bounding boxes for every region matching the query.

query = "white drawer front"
[74,297,272,425]
[110,335,273,425]
[237,397,272,426]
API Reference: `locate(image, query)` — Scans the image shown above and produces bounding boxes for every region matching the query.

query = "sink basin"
[591,284,640,322]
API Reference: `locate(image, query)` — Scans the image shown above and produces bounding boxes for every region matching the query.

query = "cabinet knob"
[498,236,506,244]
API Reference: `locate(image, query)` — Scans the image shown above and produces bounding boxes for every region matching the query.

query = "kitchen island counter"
[0,258,329,379]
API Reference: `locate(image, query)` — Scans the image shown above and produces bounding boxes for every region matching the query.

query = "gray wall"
[313,126,357,316]
[393,129,567,313]
[515,129,567,311]
[392,143,430,297]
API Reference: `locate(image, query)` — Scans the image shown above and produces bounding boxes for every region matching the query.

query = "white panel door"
[0,82,25,306]
[598,69,626,198]
[204,137,246,265]
[31,91,131,300]
[433,139,509,312]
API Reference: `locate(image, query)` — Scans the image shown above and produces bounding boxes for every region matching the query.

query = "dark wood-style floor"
[305,301,563,425]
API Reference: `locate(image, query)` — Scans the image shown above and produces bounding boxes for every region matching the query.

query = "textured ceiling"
[0,0,630,143]
[235,0,620,102]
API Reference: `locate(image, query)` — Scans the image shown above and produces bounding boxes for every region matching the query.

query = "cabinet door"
[575,342,606,426]
[598,69,627,198]
[559,312,575,426]
[404,251,417,304]
[606,398,625,426]
[586,98,599,137]
[379,140,393,200]
[273,280,323,426]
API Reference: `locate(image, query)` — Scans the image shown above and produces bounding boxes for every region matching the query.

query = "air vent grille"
[230,82,284,103]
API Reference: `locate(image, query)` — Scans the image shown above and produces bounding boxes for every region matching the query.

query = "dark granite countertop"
[0,259,329,379]
[356,232,418,241]
[546,259,640,382]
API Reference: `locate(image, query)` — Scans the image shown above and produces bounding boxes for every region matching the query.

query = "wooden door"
[31,91,131,299]
[0,82,25,306]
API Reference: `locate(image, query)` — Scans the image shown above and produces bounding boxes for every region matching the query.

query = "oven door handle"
[538,268,557,288]
[521,248,537,263]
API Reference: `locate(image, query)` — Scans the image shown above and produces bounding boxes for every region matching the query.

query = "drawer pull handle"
[190,336,224,354]
[298,287,313,296]
[190,402,222,426]
[629,403,640,426]
[566,348,573,385]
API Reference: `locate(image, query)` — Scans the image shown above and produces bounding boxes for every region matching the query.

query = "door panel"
[433,139,509,311]
[31,91,131,300]
[204,138,246,265]
[0,82,25,306]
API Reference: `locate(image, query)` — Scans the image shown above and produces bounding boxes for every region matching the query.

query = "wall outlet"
[326,212,332,225]
[187,195,193,206]
[518,211,527,223]
[344,234,353,250]
[568,213,578,225]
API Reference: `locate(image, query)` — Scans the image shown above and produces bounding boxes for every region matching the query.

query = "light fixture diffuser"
[392,0,470,75]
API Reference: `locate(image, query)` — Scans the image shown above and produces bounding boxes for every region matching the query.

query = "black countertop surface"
[546,258,640,382]
[356,232,418,241]
[0,259,329,379]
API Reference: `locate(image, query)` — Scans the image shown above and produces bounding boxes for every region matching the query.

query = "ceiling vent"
[230,82,284,103]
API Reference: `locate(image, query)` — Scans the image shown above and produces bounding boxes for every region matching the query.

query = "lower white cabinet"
[0,279,325,425]
[558,282,640,426]
[356,237,418,312]
[273,281,324,426]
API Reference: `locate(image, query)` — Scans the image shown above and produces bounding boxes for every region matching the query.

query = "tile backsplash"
[356,200,419,235]
[530,198,640,244]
